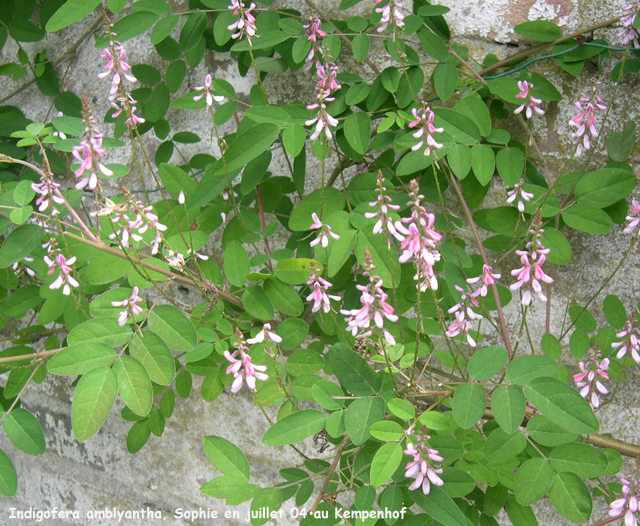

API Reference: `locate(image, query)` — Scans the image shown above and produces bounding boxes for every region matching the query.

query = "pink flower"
[305,93,339,141]
[224,331,268,393]
[374,0,405,33]
[618,2,640,48]
[569,80,607,156]
[99,38,137,101]
[404,431,444,495]
[445,285,483,347]
[612,315,640,364]
[623,199,640,234]
[573,350,610,408]
[509,226,553,305]
[408,104,444,156]
[111,287,145,326]
[302,17,327,63]
[514,80,545,119]
[365,171,402,237]
[340,252,398,345]
[609,475,640,526]
[306,273,341,313]
[32,172,64,215]
[228,0,258,44]
[194,74,225,107]
[44,253,79,296]
[247,323,282,344]
[506,183,535,213]
[309,212,340,248]
[466,264,501,297]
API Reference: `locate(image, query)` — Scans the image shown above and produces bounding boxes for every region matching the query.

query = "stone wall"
[1,0,639,525]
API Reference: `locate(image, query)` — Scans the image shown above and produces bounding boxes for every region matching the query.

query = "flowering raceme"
[73,98,112,191]
[445,285,483,347]
[623,199,640,234]
[573,349,610,408]
[509,222,553,305]
[514,80,545,119]
[224,329,268,393]
[45,252,79,296]
[506,183,534,213]
[111,287,144,326]
[619,2,640,48]
[569,80,607,156]
[612,314,640,364]
[404,430,444,495]
[341,251,398,345]
[306,273,341,313]
[609,471,640,526]
[309,212,340,248]
[408,103,444,157]
[193,74,225,108]
[365,170,401,238]
[394,180,442,292]
[228,0,257,44]
[374,0,405,33]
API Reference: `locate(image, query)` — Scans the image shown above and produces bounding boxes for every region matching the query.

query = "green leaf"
[439,468,475,498]
[224,241,251,287]
[200,475,258,501]
[151,14,179,45]
[492,385,526,433]
[447,144,471,179]
[345,396,386,445]
[370,442,403,488]
[604,294,627,328]
[506,495,538,526]
[496,148,525,186]
[311,380,344,411]
[203,435,251,479]
[354,229,400,288]
[607,121,636,162]
[452,383,486,429]
[505,355,558,385]
[242,285,274,321]
[514,20,563,42]
[0,224,43,268]
[282,124,306,157]
[251,488,283,526]
[562,204,612,234]
[352,34,370,62]
[128,332,175,386]
[344,112,371,155]
[526,415,579,447]
[262,410,326,446]
[45,0,102,32]
[127,420,151,453]
[539,227,572,265]
[180,11,207,52]
[455,93,491,137]
[370,421,404,442]
[67,317,132,347]
[72,367,118,442]
[274,258,324,285]
[515,457,554,506]
[417,28,449,62]
[114,357,153,417]
[288,187,345,231]
[245,106,293,127]
[231,30,289,51]
[548,442,608,478]
[471,144,495,186]
[0,449,17,496]
[3,408,45,456]
[433,63,458,102]
[574,168,636,209]
[433,108,481,145]
[468,345,507,380]
[148,304,197,351]
[111,11,158,41]
[210,123,281,176]
[411,486,467,526]
[81,252,131,285]
[524,377,599,435]
[286,349,323,376]
[47,343,117,376]
[263,279,303,317]
[484,428,527,461]
[548,472,592,523]
[327,343,381,396]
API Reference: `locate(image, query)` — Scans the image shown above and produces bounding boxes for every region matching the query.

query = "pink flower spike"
[247,323,282,345]
[224,342,268,394]
[514,80,545,119]
[193,74,225,107]
[111,287,145,326]
[404,430,444,495]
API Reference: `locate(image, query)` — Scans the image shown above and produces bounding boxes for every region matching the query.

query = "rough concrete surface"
[0,0,639,525]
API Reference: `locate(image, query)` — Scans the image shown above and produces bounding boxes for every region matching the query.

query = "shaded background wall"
[1,0,639,524]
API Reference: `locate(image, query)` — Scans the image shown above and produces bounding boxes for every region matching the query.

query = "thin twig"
[310,434,350,513]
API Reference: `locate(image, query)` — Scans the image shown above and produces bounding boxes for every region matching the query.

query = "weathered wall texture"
[1,0,639,524]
